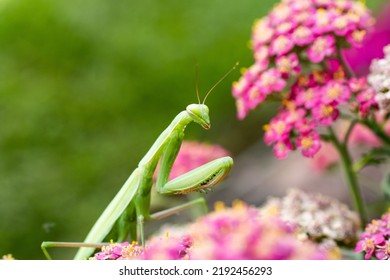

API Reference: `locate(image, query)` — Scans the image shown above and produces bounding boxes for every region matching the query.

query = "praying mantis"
[41,64,237,260]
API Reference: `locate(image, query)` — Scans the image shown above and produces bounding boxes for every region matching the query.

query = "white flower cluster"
[261,189,360,246]
[368,45,390,111]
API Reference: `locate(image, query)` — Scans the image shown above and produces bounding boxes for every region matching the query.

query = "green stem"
[343,119,358,146]
[336,47,355,78]
[360,118,390,146]
[328,127,367,228]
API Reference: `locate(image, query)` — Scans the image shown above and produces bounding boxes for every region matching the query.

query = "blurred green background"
[0,0,386,259]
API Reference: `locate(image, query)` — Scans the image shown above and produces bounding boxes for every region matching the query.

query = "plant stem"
[343,119,358,146]
[336,47,355,78]
[360,118,390,146]
[328,127,367,228]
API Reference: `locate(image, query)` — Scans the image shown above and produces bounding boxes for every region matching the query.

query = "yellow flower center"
[273,4,290,21]
[385,243,390,255]
[273,121,286,135]
[316,9,330,26]
[277,22,292,34]
[352,30,366,43]
[278,57,292,73]
[313,38,327,53]
[294,26,310,39]
[274,36,289,53]
[301,137,313,150]
[326,84,341,99]
[214,201,226,212]
[249,87,260,101]
[321,105,334,117]
[303,89,314,101]
[334,16,348,30]
[363,238,375,250]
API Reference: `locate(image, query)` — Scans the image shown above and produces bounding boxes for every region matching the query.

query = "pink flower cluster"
[90,241,143,260]
[90,236,192,260]
[355,210,390,260]
[188,201,330,259]
[91,202,335,260]
[140,235,192,260]
[154,141,230,180]
[232,0,376,159]
[263,70,377,159]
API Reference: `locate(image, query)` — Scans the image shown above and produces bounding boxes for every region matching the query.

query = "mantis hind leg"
[150,197,208,221]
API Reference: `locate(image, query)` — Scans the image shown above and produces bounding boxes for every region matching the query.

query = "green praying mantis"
[41,64,237,260]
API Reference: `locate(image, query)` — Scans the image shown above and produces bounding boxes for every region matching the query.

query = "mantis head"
[187,62,238,130]
[186,104,210,129]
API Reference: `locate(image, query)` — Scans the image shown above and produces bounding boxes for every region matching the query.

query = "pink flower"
[333,13,355,36]
[375,240,390,260]
[141,235,192,260]
[236,97,249,120]
[296,131,321,158]
[311,8,334,34]
[292,26,315,46]
[276,53,301,75]
[272,139,293,159]
[256,68,286,95]
[321,81,351,104]
[311,102,339,126]
[355,234,385,260]
[295,87,320,109]
[264,118,292,145]
[355,210,390,260]
[307,35,336,63]
[252,19,274,48]
[295,118,317,135]
[270,35,294,57]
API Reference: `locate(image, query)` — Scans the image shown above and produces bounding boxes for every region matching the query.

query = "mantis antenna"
[195,63,201,104]
[202,61,239,104]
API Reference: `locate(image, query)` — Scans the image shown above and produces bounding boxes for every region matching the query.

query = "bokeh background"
[0,0,388,259]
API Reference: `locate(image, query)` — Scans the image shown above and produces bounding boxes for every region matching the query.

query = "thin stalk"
[343,119,358,146]
[336,47,355,78]
[327,127,367,228]
[360,118,390,146]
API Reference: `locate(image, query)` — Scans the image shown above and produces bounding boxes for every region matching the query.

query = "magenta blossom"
[355,210,390,260]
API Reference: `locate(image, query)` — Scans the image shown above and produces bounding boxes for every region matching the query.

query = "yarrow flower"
[91,201,336,260]
[90,241,143,260]
[140,234,192,260]
[188,201,334,260]
[355,210,390,259]
[260,189,361,248]
[232,0,376,159]
[154,141,230,180]
[368,44,390,112]
[90,236,191,260]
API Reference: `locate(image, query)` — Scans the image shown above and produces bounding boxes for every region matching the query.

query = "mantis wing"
[74,168,141,260]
